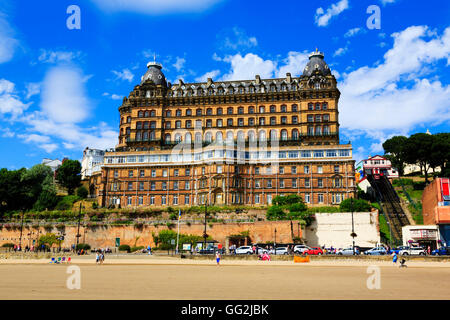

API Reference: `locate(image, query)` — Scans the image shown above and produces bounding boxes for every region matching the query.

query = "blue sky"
[0,0,449,169]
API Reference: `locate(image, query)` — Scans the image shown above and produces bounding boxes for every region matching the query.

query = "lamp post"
[19,210,24,250]
[387,221,392,248]
[274,228,277,254]
[76,203,84,250]
[203,199,208,252]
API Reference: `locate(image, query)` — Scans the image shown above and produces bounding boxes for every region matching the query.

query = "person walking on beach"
[392,251,398,265]
[216,251,221,266]
[95,252,100,264]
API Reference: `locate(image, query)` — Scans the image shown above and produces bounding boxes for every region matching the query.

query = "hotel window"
[255,179,261,188]
[259,106,265,113]
[126,127,131,135]
[195,120,202,128]
[323,102,328,110]
[279,166,284,174]
[318,178,323,188]
[217,166,223,174]
[323,114,329,122]
[315,115,322,122]
[173,182,179,190]
[292,166,297,174]
[150,196,155,205]
[292,179,297,188]
[255,194,260,204]
[227,118,233,127]
[165,121,171,129]
[217,108,223,115]
[128,170,134,178]
[308,126,314,135]
[150,110,156,117]
[315,103,321,110]
[127,116,131,123]
[334,178,341,187]
[292,116,298,124]
[318,194,324,203]
[206,119,212,128]
[270,117,276,125]
[185,168,190,176]
[128,182,133,191]
[207,108,212,115]
[279,179,285,188]
[127,196,132,205]
[304,165,310,174]
[248,118,255,126]
[161,196,166,205]
[150,121,156,129]
[323,125,330,135]
[174,169,179,177]
[185,120,192,128]
[281,105,287,112]
[151,182,155,191]
[292,104,298,112]
[238,107,244,114]
[266,167,272,175]
[255,167,260,174]
[202,167,206,175]
[315,126,322,135]
[196,108,202,116]
[166,110,171,117]
[238,118,244,126]
[176,109,182,117]
[317,166,323,174]
[227,107,233,115]
[139,182,144,191]
[281,116,287,124]
[267,179,272,188]
[185,181,190,190]
[292,129,299,140]
[249,106,255,114]
[151,170,156,177]
[305,193,310,203]
[162,182,167,190]
[307,115,314,122]
[259,117,265,125]
[163,169,168,177]
[185,195,190,205]
[140,169,145,177]
[217,119,223,127]
[143,122,149,130]
[176,120,181,128]
[186,109,192,116]
[270,105,276,113]
[114,170,118,178]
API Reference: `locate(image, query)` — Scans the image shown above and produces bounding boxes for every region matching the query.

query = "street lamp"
[387,221,392,248]
[274,228,277,254]
[350,198,357,255]
[19,210,24,250]
[76,203,84,250]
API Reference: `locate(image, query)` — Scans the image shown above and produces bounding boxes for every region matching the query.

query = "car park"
[431,247,450,256]
[364,247,387,255]
[303,247,323,255]
[293,245,311,254]
[336,248,359,255]
[399,247,426,256]
[235,246,253,255]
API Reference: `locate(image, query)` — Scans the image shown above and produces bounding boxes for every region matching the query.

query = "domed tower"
[141,61,167,87]
[302,49,331,77]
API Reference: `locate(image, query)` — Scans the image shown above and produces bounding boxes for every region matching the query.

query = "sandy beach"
[1,255,449,300]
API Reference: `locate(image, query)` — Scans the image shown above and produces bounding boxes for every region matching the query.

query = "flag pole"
[176,208,181,254]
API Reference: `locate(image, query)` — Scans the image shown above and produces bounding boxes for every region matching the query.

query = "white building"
[360,155,399,179]
[81,147,105,180]
[401,225,440,250]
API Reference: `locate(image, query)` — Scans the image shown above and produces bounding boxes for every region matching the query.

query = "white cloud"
[38,49,82,64]
[41,66,91,123]
[173,57,186,72]
[112,68,134,82]
[195,70,221,82]
[334,47,348,57]
[219,27,258,51]
[0,13,18,64]
[344,28,364,38]
[0,79,30,118]
[275,51,309,78]
[381,0,397,5]
[220,53,276,81]
[0,127,15,138]
[17,133,59,153]
[90,0,223,15]
[103,92,123,100]
[25,82,41,99]
[315,0,349,27]
[339,25,450,136]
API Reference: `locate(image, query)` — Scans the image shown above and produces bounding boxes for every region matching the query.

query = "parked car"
[255,247,269,254]
[399,247,426,256]
[431,247,450,256]
[235,246,253,255]
[364,247,388,255]
[269,247,290,255]
[293,245,311,254]
[303,247,323,255]
[337,248,359,255]
[199,248,215,255]
[391,246,410,254]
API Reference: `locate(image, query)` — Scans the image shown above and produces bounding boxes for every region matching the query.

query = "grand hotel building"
[89,50,356,208]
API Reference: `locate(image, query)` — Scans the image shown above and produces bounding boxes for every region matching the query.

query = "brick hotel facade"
[89,50,356,207]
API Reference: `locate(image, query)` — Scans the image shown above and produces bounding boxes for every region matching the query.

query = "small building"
[81,147,105,180]
[359,155,399,179]
[422,177,450,247]
[402,225,440,250]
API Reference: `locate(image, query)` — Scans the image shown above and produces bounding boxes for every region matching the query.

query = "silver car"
[399,247,426,256]
[337,248,359,255]
[269,247,289,255]
[293,245,311,254]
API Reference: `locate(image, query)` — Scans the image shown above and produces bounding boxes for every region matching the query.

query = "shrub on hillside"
[76,186,88,199]
[118,244,131,252]
[76,243,91,251]
[339,198,372,212]
[2,243,14,248]
[55,195,80,211]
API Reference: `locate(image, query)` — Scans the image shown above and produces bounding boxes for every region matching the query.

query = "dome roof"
[302,50,331,77]
[141,61,167,86]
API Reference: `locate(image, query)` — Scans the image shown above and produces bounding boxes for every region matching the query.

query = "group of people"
[95,249,106,264]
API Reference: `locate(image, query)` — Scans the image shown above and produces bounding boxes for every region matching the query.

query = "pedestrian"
[95,252,99,264]
[392,251,398,265]
[427,246,431,255]
[216,251,221,266]
[101,251,105,264]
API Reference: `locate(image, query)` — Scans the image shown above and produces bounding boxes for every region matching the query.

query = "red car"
[303,247,324,255]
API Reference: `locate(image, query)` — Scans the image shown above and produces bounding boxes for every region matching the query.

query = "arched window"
[207,108,213,115]
[248,106,255,114]
[143,122,149,129]
[292,129,299,140]
[217,108,223,115]
[176,109,182,117]
[308,103,313,111]
[227,107,233,115]
[281,129,288,141]
[175,133,182,142]
[195,132,202,143]
[248,130,256,142]
[126,127,131,135]
[136,132,142,141]
[322,102,328,110]
[291,104,298,112]
[315,115,321,122]
[186,109,192,116]
[259,106,265,113]
[143,131,148,140]
[259,130,266,141]
[144,111,149,117]
[164,134,171,143]
[270,130,277,141]
[270,105,276,113]
[226,131,234,142]
[127,116,131,123]
[196,108,202,116]
[205,132,212,143]
[175,120,181,128]
[185,133,192,143]
[315,103,321,110]
[138,111,144,118]
[136,122,142,129]
[281,105,287,112]
[216,131,223,142]
[238,107,244,114]
[150,110,156,117]
[237,131,245,142]
[270,117,276,125]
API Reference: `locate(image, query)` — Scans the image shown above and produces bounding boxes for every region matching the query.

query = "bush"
[130,246,144,253]
[76,243,91,251]
[169,213,178,220]
[55,195,80,211]
[2,243,14,248]
[92,202,98,209]
[266,206,286,221]
[339,198,372,212]
[118,244,131,252]
[76,186,88,199]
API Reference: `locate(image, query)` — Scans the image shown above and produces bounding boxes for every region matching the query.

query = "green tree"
[38,233,59,248]
[383,136,408,176]
[266,206,286,220]
[0,168,26,214]
[403,133,434,182]
[56,160,81,195]
[76,186,88,199]
[339,198,372,212]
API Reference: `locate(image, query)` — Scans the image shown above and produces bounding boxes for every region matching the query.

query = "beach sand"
[1,256,449,299]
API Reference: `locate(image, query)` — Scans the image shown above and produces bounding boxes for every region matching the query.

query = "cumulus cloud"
[90,0,223,15]
[195,70,221,82]
[38,49,82,64]
[0,79,30,118]
[25,82,41,99]
[0,13,18,64]
[103,92,123,100]
[333,47,348,57]
[112,68,134,82]
[41,66,91,123]
[275,51,309,78]
[220,53,276,81]
[17,133,58,153]
[173,57,186,72]
[339,25,450,138]
[344,28,365,38]
[315,0,349,27]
